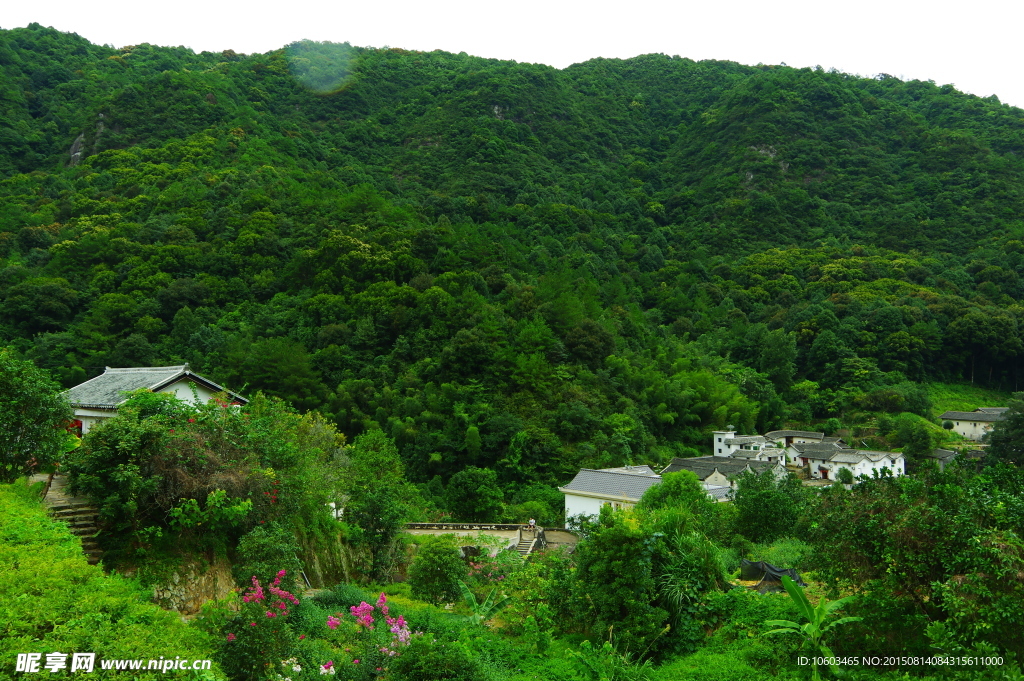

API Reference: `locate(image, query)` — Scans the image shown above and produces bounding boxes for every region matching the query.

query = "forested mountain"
[4,23,1024,486]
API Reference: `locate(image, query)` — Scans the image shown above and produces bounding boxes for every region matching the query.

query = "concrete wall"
[564,493,637,519]
[949,419,995,441]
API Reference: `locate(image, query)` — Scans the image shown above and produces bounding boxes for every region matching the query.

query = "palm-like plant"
[458,580,511,625]
[765,575,862,680]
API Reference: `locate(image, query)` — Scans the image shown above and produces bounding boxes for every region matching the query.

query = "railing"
[405,522,526,531]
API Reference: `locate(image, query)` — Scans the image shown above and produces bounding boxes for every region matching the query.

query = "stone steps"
[32,474,104,566]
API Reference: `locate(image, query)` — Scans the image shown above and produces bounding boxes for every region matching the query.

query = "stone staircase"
[515,533,536,557]
[32,474,104,565]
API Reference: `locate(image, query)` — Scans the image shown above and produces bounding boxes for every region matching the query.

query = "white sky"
[4,0,1023,108]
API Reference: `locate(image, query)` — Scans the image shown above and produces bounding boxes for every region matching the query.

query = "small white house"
[939,408,1007,441]
[65,365,247,434]
[558,466,662,519]
[789,442,905,480]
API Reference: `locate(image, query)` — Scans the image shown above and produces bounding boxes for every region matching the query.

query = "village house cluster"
[560,428,910,519]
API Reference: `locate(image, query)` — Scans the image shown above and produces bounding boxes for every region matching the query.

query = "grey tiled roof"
[724,436,766,445]
[928,448,959,461]
[65,365,246,408]
[940,410,1006,422]
[766,430,825,439]
[560,469,662,501]
[791,442,845,455]
[705,485,733,501]
[661,456,778,479]
[977,408,1009,414]
[859,450,898,463]
[829,452,865,464]
[600,465,657,476]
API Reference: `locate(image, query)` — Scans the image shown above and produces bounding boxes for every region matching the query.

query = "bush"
[312,582,372,610]
[0,483,224,679]
[753,537,813,570]
[408,535,468,605]
[233,521,303,588]
[219,571,300,681]
[733,471,805,544]
[387,636,487,681]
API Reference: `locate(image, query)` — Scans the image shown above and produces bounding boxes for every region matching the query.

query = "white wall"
[563,493,639,519]
[76,380,222,434]
[950,419,994,440]
[565,493,605,519]
[163,380,215,405]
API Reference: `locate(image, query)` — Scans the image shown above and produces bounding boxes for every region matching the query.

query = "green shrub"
[219,570,300,681]
[233,521,303,587]
[387,636,487,681]
[408,535,468,605]
[0,483,224,680]
[288,598,330,637]
[312,582,371,610]
[753,538,814,570]
[650,649,777,681]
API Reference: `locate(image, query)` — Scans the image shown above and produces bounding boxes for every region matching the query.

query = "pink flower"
[299,635,306,640]
[327,616,340,630]
[352,660,359,665]
[226,633,236,642]
[266,611,276,618]
[250,622,257,627]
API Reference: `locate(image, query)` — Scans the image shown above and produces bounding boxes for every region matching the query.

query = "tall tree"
[0,348,73,483]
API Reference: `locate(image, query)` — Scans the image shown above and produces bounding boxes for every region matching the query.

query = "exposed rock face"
[151,556,237,615]
[68,133,85,167]
[68,113,106,167]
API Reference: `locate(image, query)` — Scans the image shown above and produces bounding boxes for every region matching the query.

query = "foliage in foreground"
[765,575,862,681]
[805,459,1024,660]
[0,347,73,483]
[0,482,223,680]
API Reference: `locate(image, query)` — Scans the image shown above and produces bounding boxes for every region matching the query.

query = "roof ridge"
[581,468,661,477]
[103,365,188,373]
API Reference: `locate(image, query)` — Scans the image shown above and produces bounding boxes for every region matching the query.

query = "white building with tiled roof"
[788,442,904,480]
[939,408,1007,441]
[710,431,786,461]
[65,365,247,434]
[558,466,662,518]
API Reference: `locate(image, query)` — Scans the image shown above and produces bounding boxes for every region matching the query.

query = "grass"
[0,481,223,680]
[927,381,1011,416]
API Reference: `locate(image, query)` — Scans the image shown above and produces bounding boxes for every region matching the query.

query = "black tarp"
[740,559,807,593]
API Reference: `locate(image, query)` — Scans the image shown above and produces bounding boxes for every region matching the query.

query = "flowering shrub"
[221,571,300,681]
[313,592,416,680]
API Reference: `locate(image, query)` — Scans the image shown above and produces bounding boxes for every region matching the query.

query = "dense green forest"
[9,22,1024,681]
[4,23,1024,492]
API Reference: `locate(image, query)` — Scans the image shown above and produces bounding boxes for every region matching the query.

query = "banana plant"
[458,580,511,625]
[765,575,862,680]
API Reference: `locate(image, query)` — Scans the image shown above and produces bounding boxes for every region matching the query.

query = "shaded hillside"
[3,24,1024,485]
